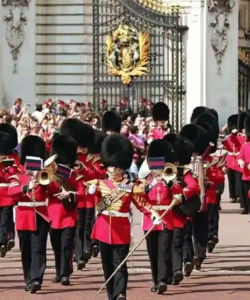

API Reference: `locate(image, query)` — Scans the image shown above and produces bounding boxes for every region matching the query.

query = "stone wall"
[0,0,36,109]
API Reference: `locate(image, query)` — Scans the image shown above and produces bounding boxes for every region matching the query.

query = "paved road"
[1,184,250,300]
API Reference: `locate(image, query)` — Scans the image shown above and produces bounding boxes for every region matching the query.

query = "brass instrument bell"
[162,163,177,182]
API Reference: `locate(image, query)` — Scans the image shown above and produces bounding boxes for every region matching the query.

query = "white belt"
[152,205,169,211]
[227,152,240,156]
[18,201,47,208]
[102,210,130,218]
[0,183,10,188]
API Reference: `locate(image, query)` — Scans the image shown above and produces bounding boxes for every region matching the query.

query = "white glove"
[150,209,161,225]
[88,184,97,195]
[173,194,183,205]
[238,159,244,169]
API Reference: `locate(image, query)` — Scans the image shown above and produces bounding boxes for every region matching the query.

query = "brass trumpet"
[37,155,58,186]
[162,163,178,183]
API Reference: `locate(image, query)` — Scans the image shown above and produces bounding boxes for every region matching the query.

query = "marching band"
[0,101,250,299]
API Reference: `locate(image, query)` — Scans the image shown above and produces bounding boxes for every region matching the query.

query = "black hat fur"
[102,111,122,133]
[0,123,17,150]
[164,133,193,165]
[60,118,94,148]
[101,134,133,169]
[152,102,170,122]
[227,114,239,134]
[88,130,106,154]
[20,135,46,165]
[180,124,209,155]
[148,139,174,163]
[190,106,209,123]
[244,116,250,138]
[52,135,77,167]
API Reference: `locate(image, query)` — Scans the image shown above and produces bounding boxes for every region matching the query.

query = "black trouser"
[239,175,248,211]
[243,181,250,213]
[50,226,76,279]
[193,212,208,261]
[146,227,184,283]
[183,222,194,264]
[145,230,172,285]
[18,214,49,285]
[171,228,185,274]
[100,242,129,300]
[74,208,96,261]
[207,203,219,240]
[227,169,240,199]
[0,206,15,246]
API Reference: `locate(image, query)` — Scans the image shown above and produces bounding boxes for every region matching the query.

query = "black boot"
[156,281,167,294]
[30,281,41,294]
[172,271,183,285]
[184,262,194,277]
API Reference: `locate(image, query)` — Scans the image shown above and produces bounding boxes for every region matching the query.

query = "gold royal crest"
[106,24,150,85]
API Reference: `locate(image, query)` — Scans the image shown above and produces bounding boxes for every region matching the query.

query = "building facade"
[0,0,247,128]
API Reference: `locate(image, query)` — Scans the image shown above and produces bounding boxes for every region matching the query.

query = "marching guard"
[0,124,19,257]
[8,135,49,293]
[47,134,81,285]
[89,134,155,300]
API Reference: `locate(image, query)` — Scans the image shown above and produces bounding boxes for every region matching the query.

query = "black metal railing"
[238,59,250,112]
[93,0,187,131]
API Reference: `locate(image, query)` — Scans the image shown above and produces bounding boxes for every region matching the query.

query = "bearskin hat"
[101,134,133,170]
[60,118,94,148]
[148,139,174,163]
[101,111,122,133]
[20,135,46,165]
[180,124,209,155]
[195,111,219,135]
[51,135,77,167]
[152,102,170,122]
[238,111,250,131]
[227,114,239,134]
[190,106,209,123]
[88,130,106,154]
[0,123,17,151]
[196,121,218,144]
[244,116,250,138]
[0,132,14,155]
[164,133,193,165]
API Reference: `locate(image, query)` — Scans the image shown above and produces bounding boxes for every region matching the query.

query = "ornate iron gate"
[93,0,187,131]
[238,59,250,111]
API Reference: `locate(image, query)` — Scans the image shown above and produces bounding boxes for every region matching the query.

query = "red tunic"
[222,134,245,172]
[77,154,107,209]
[8,166,49,231]
[91,179,151,245]
[203,156,225,206]
[0,153,20,207]
[238,141,250,181]
[85,155,106,208]
[143,172,200,231]
[47,172,81,229]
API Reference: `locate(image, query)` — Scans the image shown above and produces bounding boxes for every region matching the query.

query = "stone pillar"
[0,0,36,109]
[183,0,207,124]
[206,0,239,127]
[164,0,239,127]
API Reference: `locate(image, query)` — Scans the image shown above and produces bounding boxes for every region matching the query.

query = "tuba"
[162,163,177,183]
